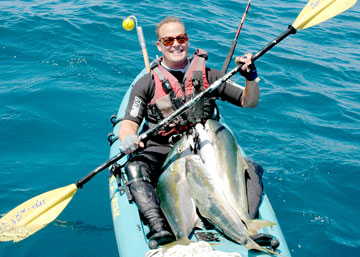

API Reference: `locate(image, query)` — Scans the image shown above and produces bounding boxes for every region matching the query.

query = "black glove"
[238,62,258,81]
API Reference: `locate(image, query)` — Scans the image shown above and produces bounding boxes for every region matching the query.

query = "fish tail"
[248,219,277,235]
[245,239,278,255]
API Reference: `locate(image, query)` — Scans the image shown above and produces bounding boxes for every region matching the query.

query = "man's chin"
[171,56,187,64]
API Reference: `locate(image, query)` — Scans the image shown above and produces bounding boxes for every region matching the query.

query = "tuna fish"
[185,120,276,252]
[157,119,276,253]
[157,133,201,242]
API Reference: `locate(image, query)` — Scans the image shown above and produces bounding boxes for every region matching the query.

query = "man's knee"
[125,160,151,181]
[245,159,264,219]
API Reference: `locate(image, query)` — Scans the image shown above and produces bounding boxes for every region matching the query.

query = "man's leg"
[245,159,280,250]
[245,159,264,219]
[125,159,174,247]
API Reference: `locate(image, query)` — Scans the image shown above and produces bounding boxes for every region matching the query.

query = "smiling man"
[155,19,189,69]
[118,16,261,247]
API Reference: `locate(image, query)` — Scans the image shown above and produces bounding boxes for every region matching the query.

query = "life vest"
[147,49,216,137]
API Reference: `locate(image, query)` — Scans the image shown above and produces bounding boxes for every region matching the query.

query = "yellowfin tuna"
[185,120,276,253]
[157,134,201,242]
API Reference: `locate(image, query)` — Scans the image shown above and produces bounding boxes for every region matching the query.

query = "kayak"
[108,68,292,257]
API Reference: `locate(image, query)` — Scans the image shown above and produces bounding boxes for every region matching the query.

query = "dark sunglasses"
[159,33,188,46]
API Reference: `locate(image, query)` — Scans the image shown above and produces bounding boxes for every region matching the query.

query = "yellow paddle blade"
[0,184,77,242]
[293,0,357,30]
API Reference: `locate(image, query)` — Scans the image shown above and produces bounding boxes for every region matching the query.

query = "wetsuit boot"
[250,233,280,252]
[125,161,175,248]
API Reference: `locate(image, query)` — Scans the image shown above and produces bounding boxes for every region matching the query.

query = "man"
[118,16,261,246]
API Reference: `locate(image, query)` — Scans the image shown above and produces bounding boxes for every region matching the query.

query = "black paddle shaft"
[76,152,125,188]
[252,25,296,62]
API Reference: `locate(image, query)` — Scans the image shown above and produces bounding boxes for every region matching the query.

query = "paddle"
[0,0,356,243]
[221,0,252,73]
[252,0,358,62]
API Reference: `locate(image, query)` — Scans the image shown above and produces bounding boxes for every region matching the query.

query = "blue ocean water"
[1,0,359,256]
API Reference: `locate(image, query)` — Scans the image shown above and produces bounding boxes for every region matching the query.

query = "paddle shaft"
[76,152,125,188]
[221,0,252,73]
[252,25,296,61]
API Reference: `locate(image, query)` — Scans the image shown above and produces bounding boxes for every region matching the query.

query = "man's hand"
[235,53,258,81]
[119,134,143,154]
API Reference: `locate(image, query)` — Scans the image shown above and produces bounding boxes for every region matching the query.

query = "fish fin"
[247,219,277,235]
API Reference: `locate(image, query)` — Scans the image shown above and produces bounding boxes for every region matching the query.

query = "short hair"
[156,16,186,39]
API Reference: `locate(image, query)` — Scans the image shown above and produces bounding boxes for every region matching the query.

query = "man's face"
[156,22,190,69]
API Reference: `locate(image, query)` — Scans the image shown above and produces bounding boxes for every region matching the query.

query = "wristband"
[245,69,258,81]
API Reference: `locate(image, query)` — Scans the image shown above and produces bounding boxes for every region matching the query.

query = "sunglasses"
[159,33,188,46]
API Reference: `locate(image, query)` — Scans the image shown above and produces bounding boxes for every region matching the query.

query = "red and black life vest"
[147,49,216,136]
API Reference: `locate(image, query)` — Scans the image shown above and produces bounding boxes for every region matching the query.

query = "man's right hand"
[119,134,141,154]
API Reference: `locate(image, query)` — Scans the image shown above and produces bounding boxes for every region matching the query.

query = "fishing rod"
[221,0,252,73]
[0,0,357,243]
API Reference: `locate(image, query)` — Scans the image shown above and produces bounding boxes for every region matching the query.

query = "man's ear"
[156,41,162,52]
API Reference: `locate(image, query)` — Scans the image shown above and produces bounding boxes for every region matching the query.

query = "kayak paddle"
[252,0,358,61]
[0,0,357,243]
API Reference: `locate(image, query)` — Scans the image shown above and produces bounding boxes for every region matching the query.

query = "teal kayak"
[108,68,291,257]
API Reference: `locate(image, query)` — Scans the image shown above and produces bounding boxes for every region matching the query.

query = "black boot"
[128,181,175,248]
[146,214,174,249]
[250,233,280,252]
[125,160,175,248]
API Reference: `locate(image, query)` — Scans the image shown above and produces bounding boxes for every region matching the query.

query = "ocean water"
[1,0,359,256]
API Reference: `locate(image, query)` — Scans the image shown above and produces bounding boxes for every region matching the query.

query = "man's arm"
[118,120,139,141]
[118,120,144,154]
[241,80,259,108]
[236,53,260,108]
[118,73,153,153]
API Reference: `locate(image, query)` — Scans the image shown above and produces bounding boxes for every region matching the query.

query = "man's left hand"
[235,53,258,81]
